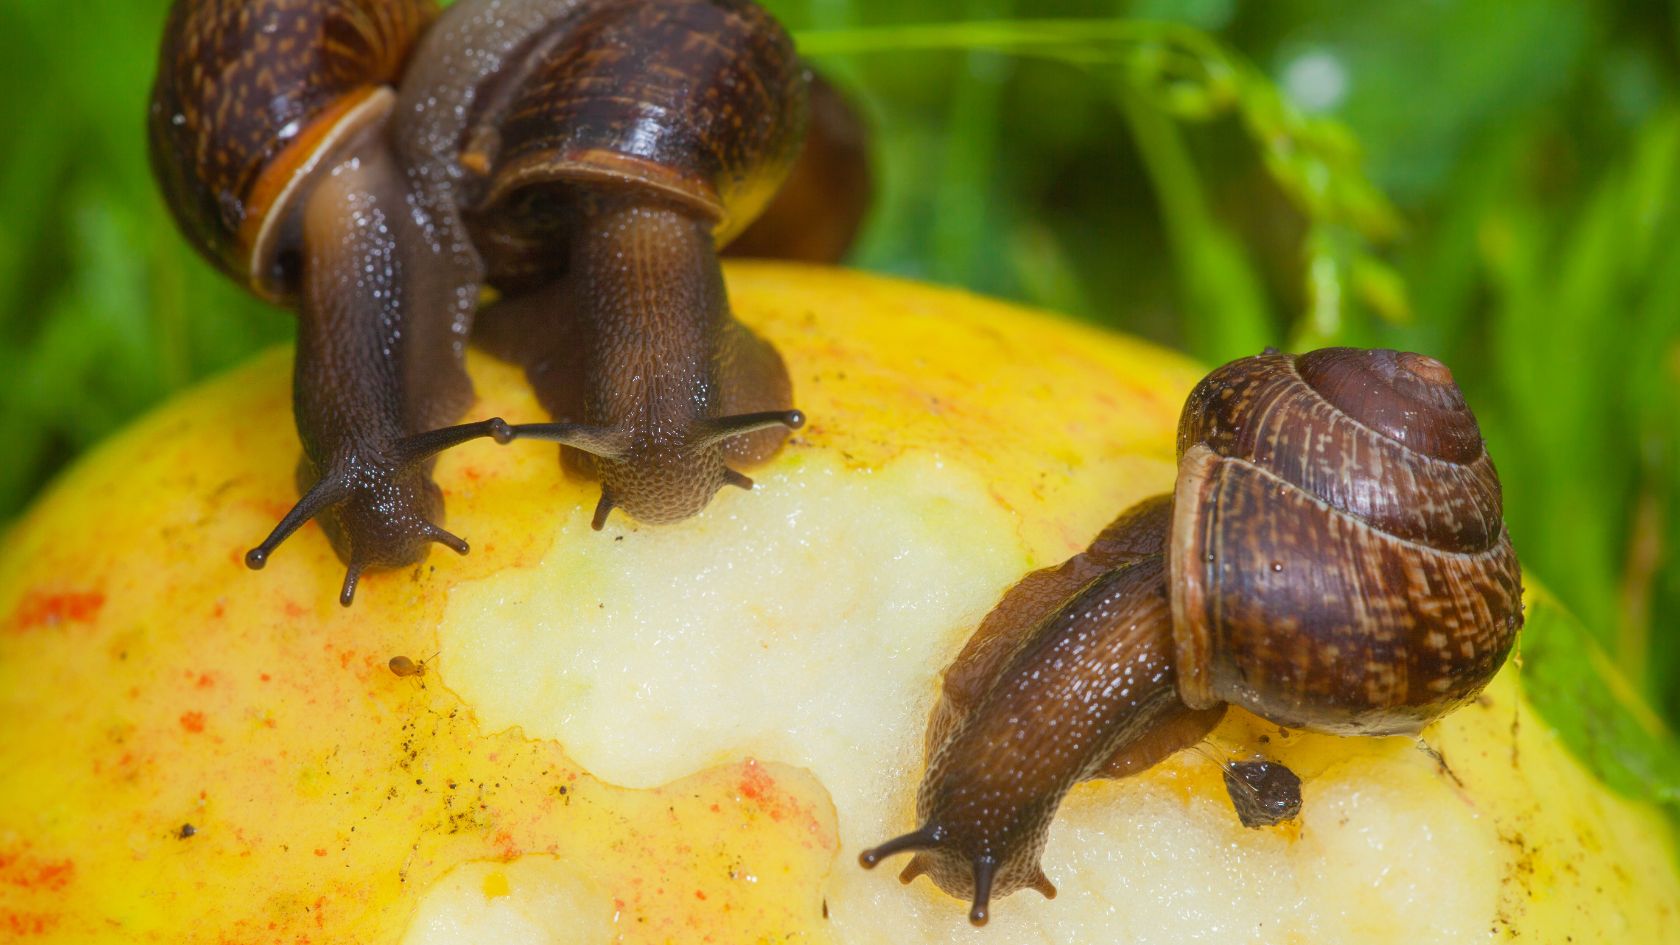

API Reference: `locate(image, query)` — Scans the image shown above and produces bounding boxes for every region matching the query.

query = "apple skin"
[0,263,1676,944]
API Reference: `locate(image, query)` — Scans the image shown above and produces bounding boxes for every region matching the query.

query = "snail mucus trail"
[860,347,1525,926]
[149,0,869,604]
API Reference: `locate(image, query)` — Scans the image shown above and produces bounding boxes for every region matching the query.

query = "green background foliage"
[0,0,1676,757]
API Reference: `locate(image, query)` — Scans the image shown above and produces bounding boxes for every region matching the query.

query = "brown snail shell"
[148,0,436,299]
[468,0,805,246]
[1169,348,1524,733]
[724,72,874,264]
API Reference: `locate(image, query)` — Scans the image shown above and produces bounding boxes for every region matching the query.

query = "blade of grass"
[796,17,1398,351]
[1118,91,1273,361]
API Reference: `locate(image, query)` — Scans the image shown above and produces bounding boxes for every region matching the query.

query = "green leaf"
[1521,589,1680,809]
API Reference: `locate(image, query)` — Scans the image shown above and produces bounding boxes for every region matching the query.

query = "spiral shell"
[148,0,436,299]
[471,0,806,246]
[1168,348,1524,735]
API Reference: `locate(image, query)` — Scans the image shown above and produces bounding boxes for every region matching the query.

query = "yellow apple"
[1,263,1676,943]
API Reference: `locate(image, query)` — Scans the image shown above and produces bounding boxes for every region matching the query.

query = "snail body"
[460,0,812,527]
[860,348,1524,924]
[151,0,866,599]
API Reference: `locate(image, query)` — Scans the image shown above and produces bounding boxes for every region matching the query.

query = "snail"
[437,0,831,529]
[859,347,1524,926]
[148,0,513,605]
[150,0,869,598]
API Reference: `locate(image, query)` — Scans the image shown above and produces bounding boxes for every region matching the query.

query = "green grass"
[1,0,1677,739]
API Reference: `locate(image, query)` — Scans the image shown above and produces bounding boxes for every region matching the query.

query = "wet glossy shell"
[476,0,806,245]
[1168,348,1524,735]
[148,0,436,299]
